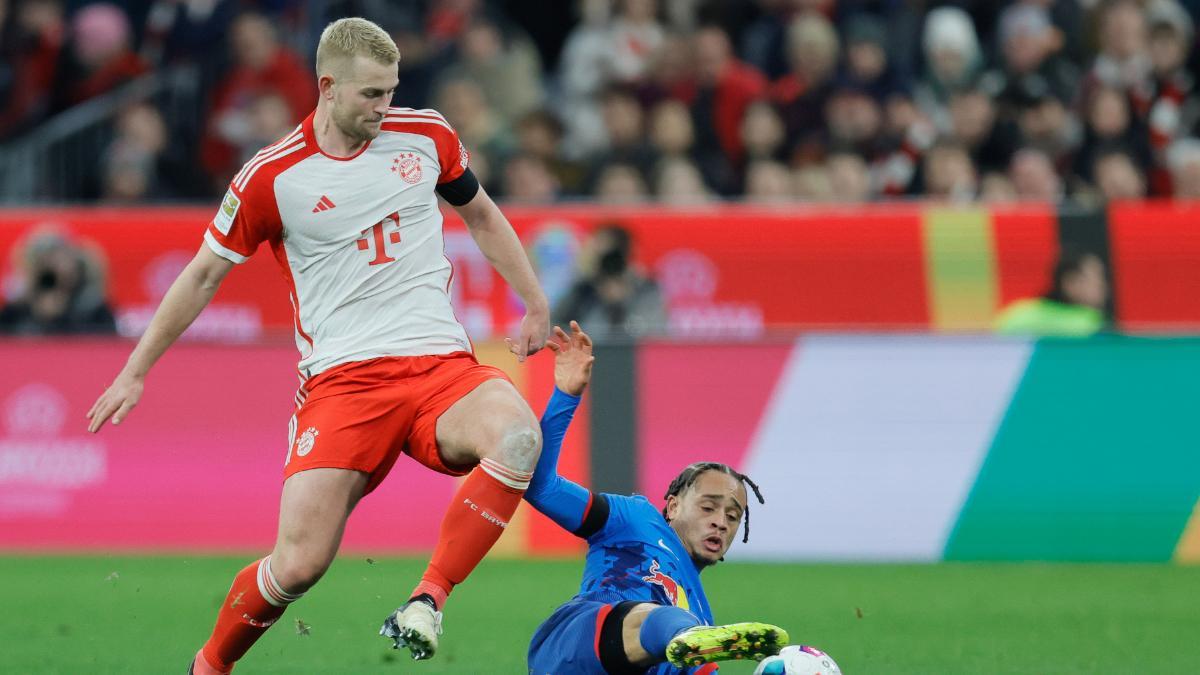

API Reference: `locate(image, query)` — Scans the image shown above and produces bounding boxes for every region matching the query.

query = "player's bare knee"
[493,422,541,472]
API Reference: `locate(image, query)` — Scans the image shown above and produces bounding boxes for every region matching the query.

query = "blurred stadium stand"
[3,0,1200,204]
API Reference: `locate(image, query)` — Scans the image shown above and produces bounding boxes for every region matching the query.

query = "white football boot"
[380,599,443,660]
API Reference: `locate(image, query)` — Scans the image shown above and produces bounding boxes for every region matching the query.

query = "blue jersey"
[525,389,716,675]
[576,493,713,624]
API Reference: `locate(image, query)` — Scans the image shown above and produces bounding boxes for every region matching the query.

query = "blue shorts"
[528,599,612,675]
[529,599,717,675]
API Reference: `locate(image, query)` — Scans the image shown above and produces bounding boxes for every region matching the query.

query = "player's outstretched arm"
[524,322,605,534]
[454,187,549,361]
[86,245,233,432]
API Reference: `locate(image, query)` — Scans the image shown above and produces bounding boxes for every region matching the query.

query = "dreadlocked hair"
[661,462,765,544]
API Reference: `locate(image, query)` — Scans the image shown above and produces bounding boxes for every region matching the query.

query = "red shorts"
[283,351,510,493]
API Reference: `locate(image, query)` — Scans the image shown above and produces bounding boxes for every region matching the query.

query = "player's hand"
[506,303,550,362]
[545,321,594,396]
[86,371,144,433]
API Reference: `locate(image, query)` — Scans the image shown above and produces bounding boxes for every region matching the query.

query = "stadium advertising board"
[3,335,1199,561]
[635,336,1200,563]
[13,203,1200,338]
[2,205,932,340]
[0,340,584,555]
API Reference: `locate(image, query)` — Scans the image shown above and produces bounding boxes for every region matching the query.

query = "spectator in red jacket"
[686,25,766,194]
[200,11,315,186]
[0,0,65,139]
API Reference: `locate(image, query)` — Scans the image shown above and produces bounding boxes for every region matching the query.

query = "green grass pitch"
[3,555,1198,673]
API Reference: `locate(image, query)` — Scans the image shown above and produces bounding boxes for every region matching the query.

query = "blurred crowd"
[3,0,1200,204]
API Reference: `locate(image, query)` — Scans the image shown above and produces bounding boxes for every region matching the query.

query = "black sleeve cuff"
[436,168,480,206]
[572,492,610,539]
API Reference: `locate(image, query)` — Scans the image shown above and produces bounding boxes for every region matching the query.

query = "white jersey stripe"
[236,140,308,191]
[250,126,302,158]
[234,133,304,187]
[382,115,453,132]
[204,230,249,264]
[385,110,446,121]
[234,129,302,186]
[389,107,448,121]
[234,140,304,192]
[235,137,305,190]
[259,126,302,154]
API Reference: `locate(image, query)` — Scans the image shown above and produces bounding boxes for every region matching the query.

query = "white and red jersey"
[204,107,475,377]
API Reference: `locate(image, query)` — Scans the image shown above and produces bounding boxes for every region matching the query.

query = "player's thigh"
[435,378,539,466]
[272,468,368,577]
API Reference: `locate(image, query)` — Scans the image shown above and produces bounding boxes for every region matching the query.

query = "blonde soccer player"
[88,17,549,673]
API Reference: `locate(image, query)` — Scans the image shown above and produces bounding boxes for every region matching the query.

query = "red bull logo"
[642,561,689,610]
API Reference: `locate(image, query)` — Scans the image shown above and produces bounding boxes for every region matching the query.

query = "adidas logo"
[311,195,336,213]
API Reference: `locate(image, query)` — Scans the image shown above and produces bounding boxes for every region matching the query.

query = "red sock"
[198,556,302,673]
[413,459,531,608]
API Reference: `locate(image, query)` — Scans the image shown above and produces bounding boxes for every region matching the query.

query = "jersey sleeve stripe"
[204,229,249,264]
[388,107,448,122]
[383,113,450,124]
[256,126,303,155]
[235,140,307,190]
[382,115,453,132]
[385,110,446,121]
[233,129,303,186]
[234,137,305,189]
[231,130,302,184]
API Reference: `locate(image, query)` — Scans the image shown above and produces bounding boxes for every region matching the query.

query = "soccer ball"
[753,645,842,675]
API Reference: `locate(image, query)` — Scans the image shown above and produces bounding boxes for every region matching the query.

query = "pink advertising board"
[635,342,794,500]
[0,339,461,553]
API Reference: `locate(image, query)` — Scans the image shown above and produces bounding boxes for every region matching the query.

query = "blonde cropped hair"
[316,18,400,77]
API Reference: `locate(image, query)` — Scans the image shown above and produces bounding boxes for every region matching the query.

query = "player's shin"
[196,556,303,674]
[411,458,532,608]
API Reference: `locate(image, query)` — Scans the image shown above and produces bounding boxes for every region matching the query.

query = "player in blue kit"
[523,322,788,674]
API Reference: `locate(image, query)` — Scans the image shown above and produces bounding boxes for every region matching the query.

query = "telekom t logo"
[356,211,401,266]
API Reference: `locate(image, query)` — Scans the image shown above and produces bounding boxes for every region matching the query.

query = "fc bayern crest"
[295,426,319,457]
[393,153,422,184]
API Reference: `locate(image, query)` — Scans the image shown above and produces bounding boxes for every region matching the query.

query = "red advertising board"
[0,205,936,340]
[1108,201,1200,330]
[5,203,1200,336]
[990,205,1059,309]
